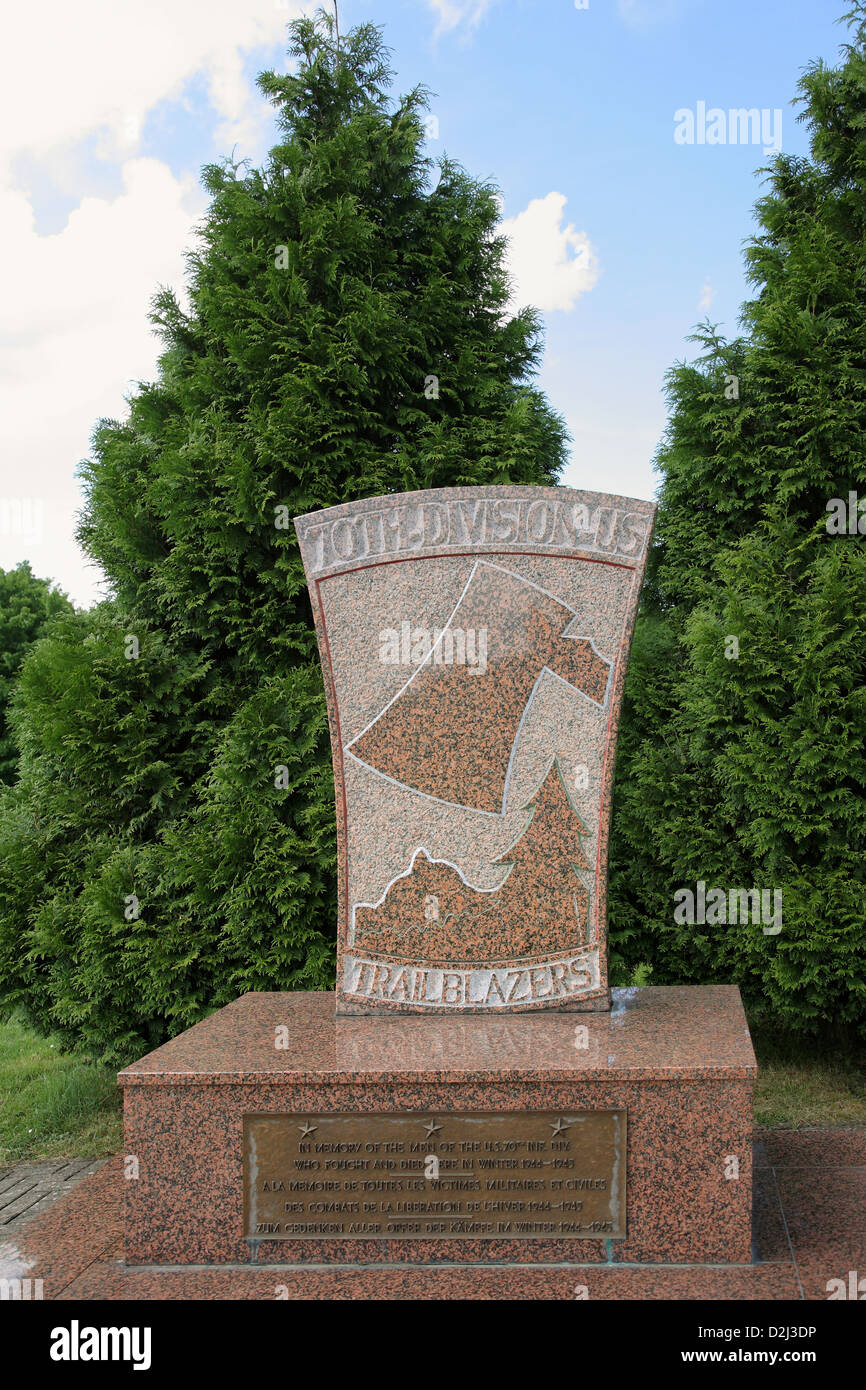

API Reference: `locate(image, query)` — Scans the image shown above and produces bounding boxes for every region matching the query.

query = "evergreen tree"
[0,10,567,1061]
[610,3,866,1039]
[0,564,71,785]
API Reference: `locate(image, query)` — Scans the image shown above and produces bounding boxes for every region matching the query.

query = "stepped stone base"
[119,985,755,1272]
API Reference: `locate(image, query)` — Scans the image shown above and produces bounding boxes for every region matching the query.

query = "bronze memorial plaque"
[244,1110,626,1240]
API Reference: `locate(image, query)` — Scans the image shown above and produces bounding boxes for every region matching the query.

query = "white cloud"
[428,0,498,38]
[698,278,716,312]
[0,1,310,175]
[0,0,312,606]
[0,159,206,605]
[500,192,599,315]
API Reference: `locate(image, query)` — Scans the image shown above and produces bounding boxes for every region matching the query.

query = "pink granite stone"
[119,986,755,1267]
[58,1260,801,1301]
[294,486,655,1015]
[16,1121,866,1300]
[0,1155,123,1300]
[111,486,765,1287]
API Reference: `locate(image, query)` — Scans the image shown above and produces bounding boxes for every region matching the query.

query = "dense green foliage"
[4,6,864,1059]
[609,6,866,1039]
[0,12,567,1062]
[0,564,71,785]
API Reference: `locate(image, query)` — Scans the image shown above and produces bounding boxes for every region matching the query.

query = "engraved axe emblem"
[347,562,611,814]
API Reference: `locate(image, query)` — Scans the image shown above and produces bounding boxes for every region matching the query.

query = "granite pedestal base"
[120,986,756,1279]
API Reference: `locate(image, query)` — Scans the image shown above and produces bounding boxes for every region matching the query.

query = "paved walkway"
[1,1129,863,1299]
[0,1159,107,1239]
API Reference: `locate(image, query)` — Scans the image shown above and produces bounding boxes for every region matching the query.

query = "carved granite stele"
[295,485,656,1015]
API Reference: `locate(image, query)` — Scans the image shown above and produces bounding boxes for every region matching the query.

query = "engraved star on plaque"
[298,1121,317,1137]
[550,1117,572,1136]
[423,1119,443,1138]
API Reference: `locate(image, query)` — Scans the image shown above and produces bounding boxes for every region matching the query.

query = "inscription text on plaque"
[244,1110,626,1240]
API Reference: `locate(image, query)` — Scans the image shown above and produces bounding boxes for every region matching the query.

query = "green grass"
[749,1019,866,1128]
[753,1058,866,1127]
[0,1016,122,1165]
[0,1010,863,1164]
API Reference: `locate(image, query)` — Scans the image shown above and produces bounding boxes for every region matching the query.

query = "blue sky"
[0,0,847,605]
